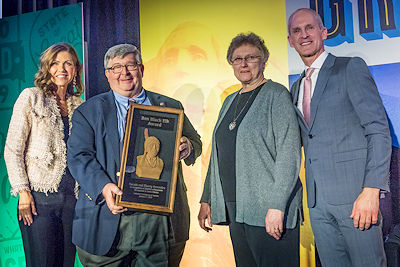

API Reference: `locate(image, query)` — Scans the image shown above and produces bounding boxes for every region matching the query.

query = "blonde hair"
[34,42,84,97]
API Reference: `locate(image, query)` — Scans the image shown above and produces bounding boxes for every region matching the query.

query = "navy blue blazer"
[290,54,391,208]
[67,90,201,255]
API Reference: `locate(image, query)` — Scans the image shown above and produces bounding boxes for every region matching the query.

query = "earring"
[73,75,77,88]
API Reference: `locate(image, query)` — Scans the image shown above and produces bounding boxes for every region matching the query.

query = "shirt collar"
[113,88,146,106]
[305,51,329,72]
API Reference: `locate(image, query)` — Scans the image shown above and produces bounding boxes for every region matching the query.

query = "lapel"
[103,91,121,171]
[291,72,309,131]
[215,91,238,131]
[309,53,335,128]
[292,72,304,106]
[146,90,163,107]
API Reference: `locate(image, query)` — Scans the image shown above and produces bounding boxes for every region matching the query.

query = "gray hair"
[287,8,325,35]
[104,44,142,69]
[226,32,269,64]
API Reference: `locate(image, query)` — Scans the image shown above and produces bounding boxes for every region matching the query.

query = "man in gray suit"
[287,8,391,267]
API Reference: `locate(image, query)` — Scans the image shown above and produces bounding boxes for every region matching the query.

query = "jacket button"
[308,134,313,139]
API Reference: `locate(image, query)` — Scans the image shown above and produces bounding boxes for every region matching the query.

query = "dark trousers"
[168,241,186,267]
[226,202,300,267]
[385,242,400,267]
[19,191,76,267]
[77,213,170,266]
[77,241,184,267]
[384,223,400,267]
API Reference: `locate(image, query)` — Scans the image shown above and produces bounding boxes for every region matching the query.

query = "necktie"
[303,67,315,125]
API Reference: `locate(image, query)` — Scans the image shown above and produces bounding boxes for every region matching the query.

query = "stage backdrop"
[140,0,315,266]
[0,4,84,266]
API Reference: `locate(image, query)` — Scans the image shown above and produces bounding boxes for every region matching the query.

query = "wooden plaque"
[115,103,184,214]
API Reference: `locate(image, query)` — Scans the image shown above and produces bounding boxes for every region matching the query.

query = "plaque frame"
[116,103,184,213]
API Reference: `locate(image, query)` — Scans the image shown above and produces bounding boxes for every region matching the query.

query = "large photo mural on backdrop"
[0,4,83,266]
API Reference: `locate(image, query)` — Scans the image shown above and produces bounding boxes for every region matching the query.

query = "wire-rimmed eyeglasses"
[231,55,261,65]
[106,64,140,74]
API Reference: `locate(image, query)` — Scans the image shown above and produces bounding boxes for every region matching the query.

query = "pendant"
[229,121,236,131]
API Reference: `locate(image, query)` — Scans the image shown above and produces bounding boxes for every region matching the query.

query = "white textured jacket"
[4,87,83,196]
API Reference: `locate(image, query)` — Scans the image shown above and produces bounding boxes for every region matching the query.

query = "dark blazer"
[67,90,201,255]
[290,54,391,208]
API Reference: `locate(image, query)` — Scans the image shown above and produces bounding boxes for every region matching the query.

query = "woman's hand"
[198,202,213,232]
[18,190,37,226]
[265,209,284,240]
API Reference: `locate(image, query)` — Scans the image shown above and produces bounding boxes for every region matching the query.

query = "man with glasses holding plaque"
[67,44,202,266]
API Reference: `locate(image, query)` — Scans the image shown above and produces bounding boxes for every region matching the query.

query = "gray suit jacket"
[201,80,302,229]
[290,54,391,208]
[68,90,201,255]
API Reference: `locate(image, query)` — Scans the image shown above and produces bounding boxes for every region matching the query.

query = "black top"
[58,116,75,195]
[215,85,262,202]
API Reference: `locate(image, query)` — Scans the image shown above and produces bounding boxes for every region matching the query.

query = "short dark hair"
[226,32,269,64]
[104,44,142,69]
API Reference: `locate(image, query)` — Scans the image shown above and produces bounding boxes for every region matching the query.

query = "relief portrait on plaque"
[136,128,164,179]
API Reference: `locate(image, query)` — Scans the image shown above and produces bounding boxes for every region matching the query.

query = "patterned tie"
[303,67,315,125]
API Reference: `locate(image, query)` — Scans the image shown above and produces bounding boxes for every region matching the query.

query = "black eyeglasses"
[231,55,261,65]
[106,64,140,74]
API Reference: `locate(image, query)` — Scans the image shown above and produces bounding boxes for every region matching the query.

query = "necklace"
[228,89,256,131]
[54,92,68,117]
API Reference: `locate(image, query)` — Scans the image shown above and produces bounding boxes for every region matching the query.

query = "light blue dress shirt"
[113,88,152,144]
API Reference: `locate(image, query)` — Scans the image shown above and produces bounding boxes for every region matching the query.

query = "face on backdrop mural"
[143,21,238,102]
[143,22,236,128]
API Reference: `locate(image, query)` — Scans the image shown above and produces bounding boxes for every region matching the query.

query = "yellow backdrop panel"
[140,1,315,266]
